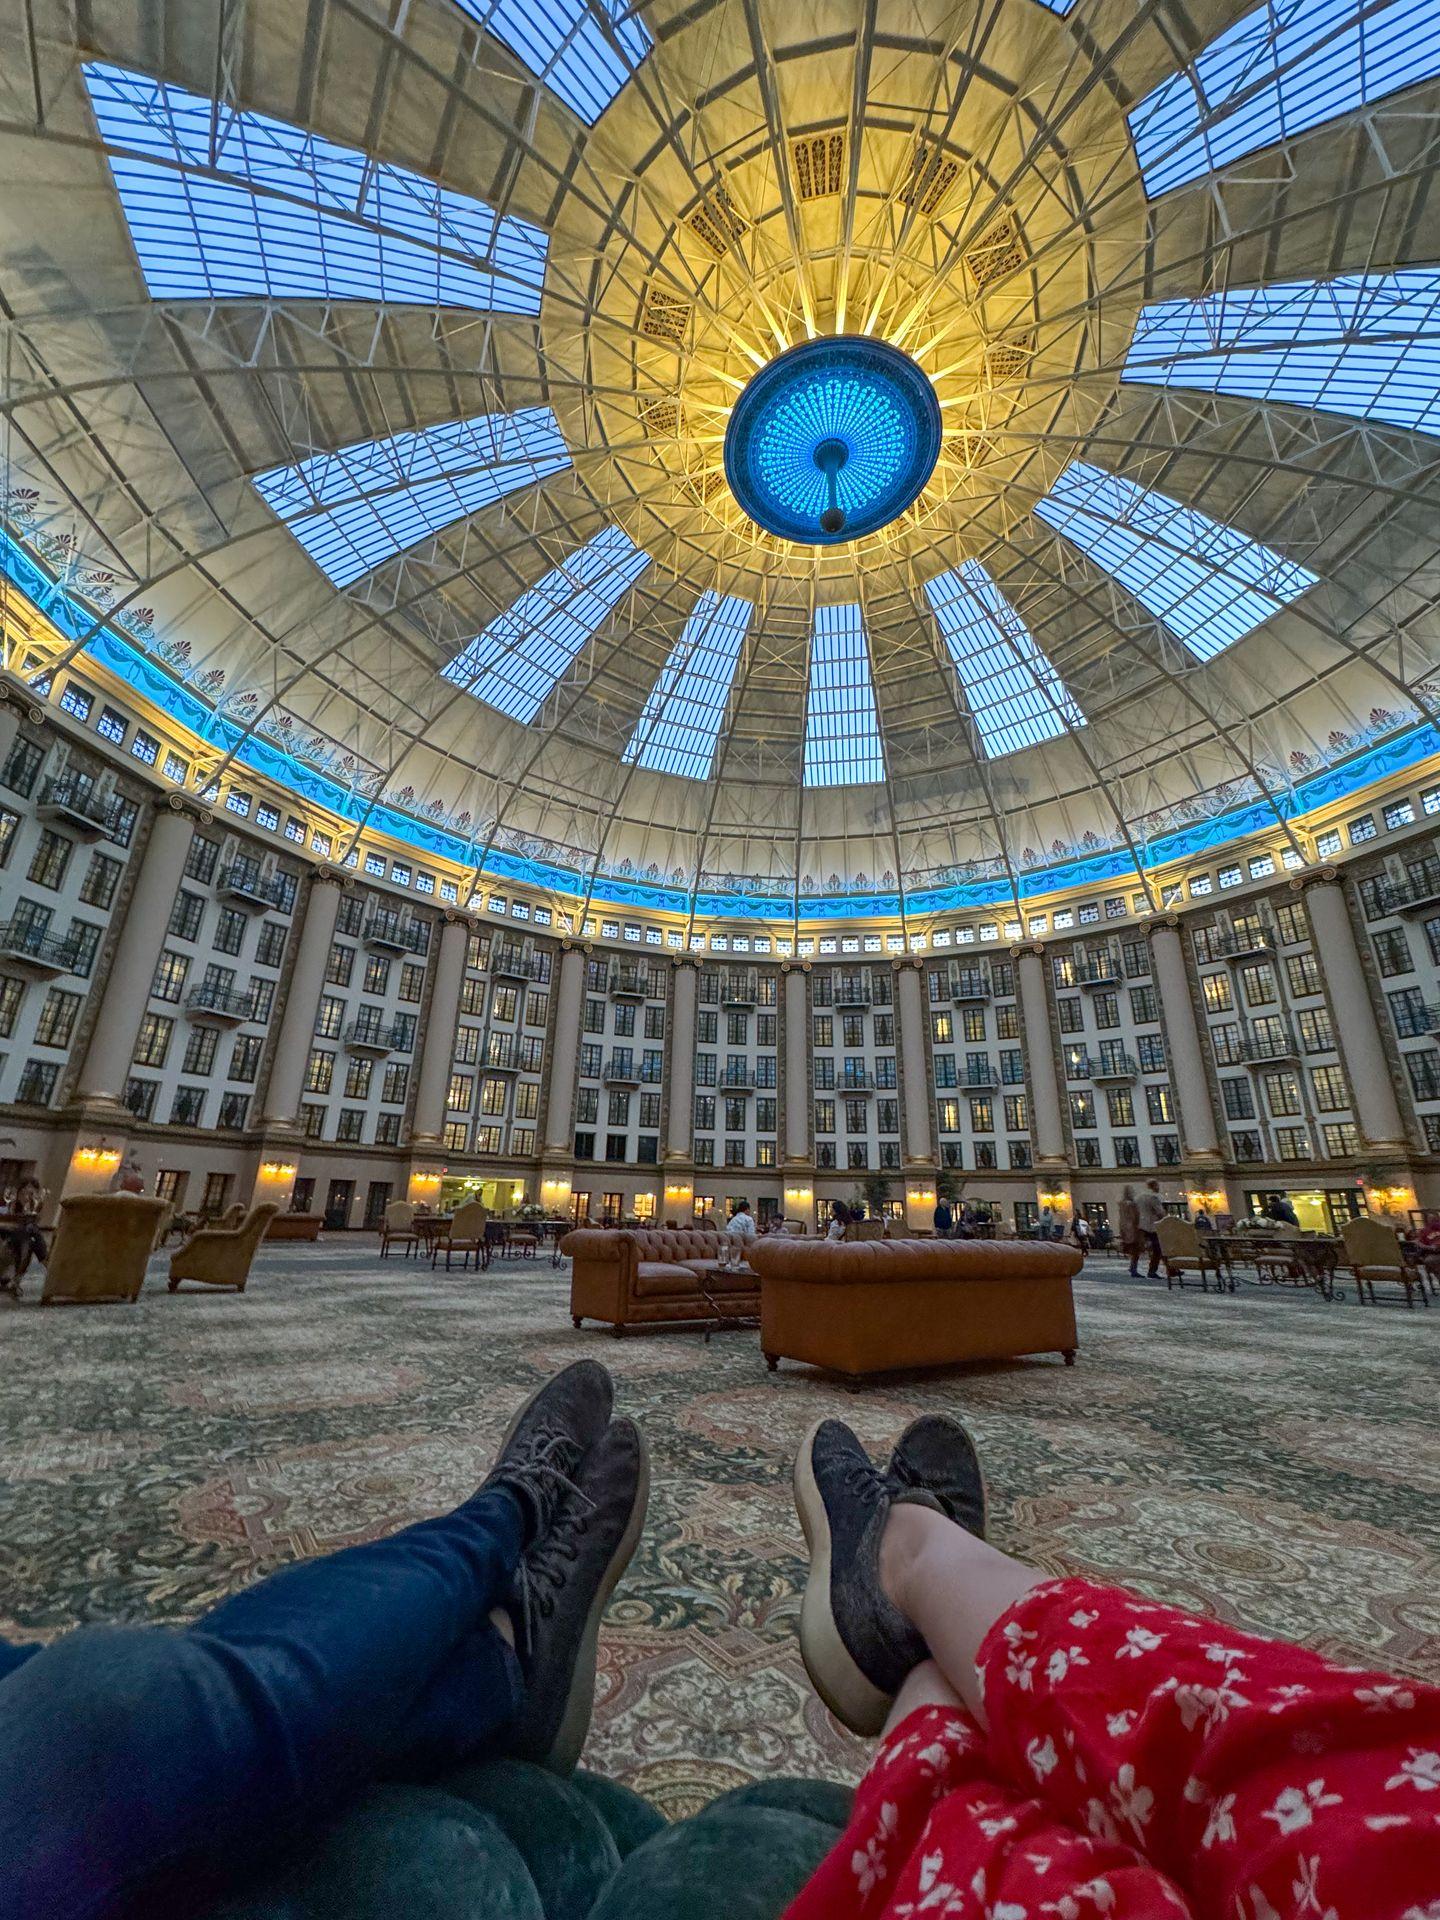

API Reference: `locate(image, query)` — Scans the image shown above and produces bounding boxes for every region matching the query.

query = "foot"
[504,1416,649,1774]
[483,1360,614,1543]
[792,1419,940,1737]
[888,1413,987,1540]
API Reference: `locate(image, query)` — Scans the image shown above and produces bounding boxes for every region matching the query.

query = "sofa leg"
[764,1352,778,1372]
[1062,1348,1077,1367]
[167,1278,179,1293]
[611,1323,626,1338]
[572,1316,583,1330]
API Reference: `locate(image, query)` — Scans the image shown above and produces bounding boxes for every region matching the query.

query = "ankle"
[877,1501,935,1620]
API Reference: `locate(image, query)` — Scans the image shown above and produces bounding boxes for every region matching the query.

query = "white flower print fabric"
[783,1578,1440,1920]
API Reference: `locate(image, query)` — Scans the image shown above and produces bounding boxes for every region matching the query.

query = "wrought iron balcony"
[839,1071,876,1093]
[1089,1053,1138,1082]
[217,864,289,911]
[344,1020,404,1055]
[364,917,428,955]
[832,975,871,1009]
[959,1065,999,1091]
[950,969,991,1003]
[602,1055,642,1086]
[719,1065,757,1091]
[185,984,256,1026]
[1381,863,1440,916]
[0,920,82,975]
[1208,927,1274,962]
[1072,959,1121,989]
[37,774,125,839]
[608,966,650,999]
[489,946,542,981]
[484,1040,522,1072]
[1238,1028,1299,1064]
[720,969,758,1008]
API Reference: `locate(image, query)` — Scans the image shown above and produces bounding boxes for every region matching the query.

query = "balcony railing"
[833,976,871,1009]
[344,1020,403,1054]
[950,970,991,1002]
[1238,1028,1299,1064]
[485,1041,521,1071]
[489,947,543,981]
[185,984,256,1024]
[602,1055,641,1085]
[1208,928,1274,962]
[720,970,758,1008]
[959,1065,999,1091]
[1090,1053,1138,1082]
[217,864,289,911]
[364,917,428,955]
[37,774,125,838]
[1072,959,1121,989]
[608,967,650,999]
[839,1071,876,1093]
[0,920,82,974]
[719,1066,756,1091]
[1381,864,1440,916]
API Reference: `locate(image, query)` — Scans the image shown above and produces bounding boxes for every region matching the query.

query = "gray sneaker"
[505,1415,649,1773]
[792,1419,941,1736]
[484,1360,614,1544]
[888,1414,987,1540]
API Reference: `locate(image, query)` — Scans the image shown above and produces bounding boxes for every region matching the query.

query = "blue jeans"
[0,1487,526,1920]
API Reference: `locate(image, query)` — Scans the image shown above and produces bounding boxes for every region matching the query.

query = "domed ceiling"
[2,0,1439,919]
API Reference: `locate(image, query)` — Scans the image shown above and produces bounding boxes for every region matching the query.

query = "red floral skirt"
[785,1577,1440,1919]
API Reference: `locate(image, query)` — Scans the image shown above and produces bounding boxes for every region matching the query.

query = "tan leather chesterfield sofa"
[747,1236,1082,1383]
[563,1227,760,1333]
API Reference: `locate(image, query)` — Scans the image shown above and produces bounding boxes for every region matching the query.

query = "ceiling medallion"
[723,335,943,545]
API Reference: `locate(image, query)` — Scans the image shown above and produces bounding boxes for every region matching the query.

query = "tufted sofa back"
[561,1228,724,1267]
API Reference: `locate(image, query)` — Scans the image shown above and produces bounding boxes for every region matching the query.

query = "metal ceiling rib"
[0,0,1437,922]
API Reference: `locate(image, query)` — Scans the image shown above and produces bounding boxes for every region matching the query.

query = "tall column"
[74,797,202,1105]
[1016,944,1066,1165]
[258,870,347,1129]
[411,912,473,1145]
[0,676,42,776]
[1148,917,1222,1161]
[1303,870,1408,1150]
[665,958,699,1161]
[542,943,587,1154]
[783,964,810,1163]
[895,960,935,1165]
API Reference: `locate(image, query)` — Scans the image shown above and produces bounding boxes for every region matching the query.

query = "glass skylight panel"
[442,525,651,722]
[451,0,651,124]
[924,562,1086,758]
[622,590,752,779]
[1129,0,1440,197]
[1034,462,1317,662]
[1123,272,1440,438]
[803,603,886,786]
[252,409,570,589]
[83,63,548,311]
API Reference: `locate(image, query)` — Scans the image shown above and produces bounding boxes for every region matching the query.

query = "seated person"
[723,1198,758,1267]
[3,1367,1436,1920]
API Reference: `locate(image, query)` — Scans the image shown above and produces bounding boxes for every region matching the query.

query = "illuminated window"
[252,408,570,588]
[442,524,650,722]
[803,603,885,786]
[622,590,752,779]
[924,560,1085,757]
[1128,0,1440,197]
[1034,462,1316,661]
[1123,271,1440,439]
[450,0,651,124]
[83,62,548,311]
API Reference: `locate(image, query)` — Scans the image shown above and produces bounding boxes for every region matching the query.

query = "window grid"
[803,603,886,786]
[622,590,752,779]
[924,560,1085,757]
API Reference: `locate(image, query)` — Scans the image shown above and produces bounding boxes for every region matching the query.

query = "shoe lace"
[494,1430,586,1541]
[510,1479,596,1658]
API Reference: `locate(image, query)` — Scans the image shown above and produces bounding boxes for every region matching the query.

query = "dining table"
[1204,1231,1344,1300]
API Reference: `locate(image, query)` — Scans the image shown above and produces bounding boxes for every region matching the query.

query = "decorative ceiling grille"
[900,136,960,216]
[791,132,846,200]
[984,331,1036,381]
[640,285,691,343]
[681,467,728,507]
[684,185,749,258]
[639,395,683,435]
[965,215,1026,288]
[945,431,1000,468]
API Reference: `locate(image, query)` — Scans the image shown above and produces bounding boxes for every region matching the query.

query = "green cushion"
[439,1759,621,1920]
[209,1785,544,1920]
[570,1769,669,1858]
[695,1778,853,1834]
[587,1805,837,1920]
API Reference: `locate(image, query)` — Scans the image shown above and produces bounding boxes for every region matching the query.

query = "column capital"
[1012,940,1046,961]
[308,864,355,891]
[559,937,592,956]
[1145,913,1184,937]
[780,959,811,975]
[0,674,46,727]
[153,791,214,827]
[890,955,925,973]
[669,952,701,971]
[1288,864,1341,893]
[442,907,479,931]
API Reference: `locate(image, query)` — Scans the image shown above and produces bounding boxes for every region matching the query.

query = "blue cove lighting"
[724,336,942,545]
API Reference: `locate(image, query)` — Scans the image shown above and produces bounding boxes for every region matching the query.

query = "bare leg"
[880,1656,962,1738]
[879,1505,1046,1729]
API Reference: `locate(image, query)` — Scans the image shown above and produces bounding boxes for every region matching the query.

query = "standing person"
[0,1173,48,1296]
[1069,1212,1090,1258]
[724,1197,757,1269]
[109,1148,146,1194]
[1118,1182,1141,1277]
[932,1195,953,1238]
[1265,1191,1300,1228]
[1135,1177,1166,1278]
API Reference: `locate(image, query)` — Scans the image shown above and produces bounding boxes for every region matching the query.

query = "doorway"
[324,1179,355,1230]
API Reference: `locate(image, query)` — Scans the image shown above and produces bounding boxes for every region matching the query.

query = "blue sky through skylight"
[1123,272,1440,438]
[451,0,651,124]
[1034,463,1317,662]
[83,63,548,311]
[252,410,570,589]
[803,603,886,786]
[1128,0,1439,197]
[622,591,752,779]
[924,562,1086,757]
[442,525,651,722]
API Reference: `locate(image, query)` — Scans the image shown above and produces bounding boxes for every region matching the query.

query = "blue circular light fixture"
[723,335,942,545]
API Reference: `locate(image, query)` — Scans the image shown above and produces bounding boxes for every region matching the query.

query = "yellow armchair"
[168,1203,279,1294]
[41,1194,169,1305]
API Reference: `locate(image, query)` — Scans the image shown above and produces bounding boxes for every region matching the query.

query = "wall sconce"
[1038,1188,1070,1212]
[412,1170,443,1187]
[73,1143,122,1169]
[260,1161,297,1178]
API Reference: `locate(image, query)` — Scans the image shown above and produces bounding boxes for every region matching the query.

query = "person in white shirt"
[1134,1180,1166,1279]
[724,1199,757,1269]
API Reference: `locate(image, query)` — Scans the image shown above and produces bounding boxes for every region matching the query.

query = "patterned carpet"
[3,1245,1438,1818]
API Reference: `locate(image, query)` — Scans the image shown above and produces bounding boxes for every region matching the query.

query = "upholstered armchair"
[379,1200,417,1258]
[1155,1216,1227,1294]
[432,1200,489,1271]
[1341,1216,1429,1309]
[168,1203,279,1294]
[41,1194,170,1305]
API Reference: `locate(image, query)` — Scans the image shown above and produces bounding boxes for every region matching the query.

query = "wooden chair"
[1341,1216,1429,1309]
[41,1194,169,1305]
[168,1203,279,1294]
[508,1227,538,1258]
[433,1200,490,1272]
[1155,1215,1226,1294]
[379,1200,417,1259]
